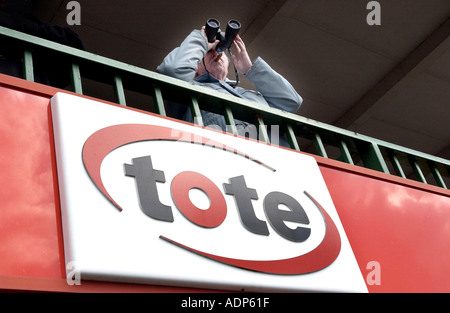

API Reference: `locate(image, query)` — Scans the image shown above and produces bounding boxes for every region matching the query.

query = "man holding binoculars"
[157,19,303,147]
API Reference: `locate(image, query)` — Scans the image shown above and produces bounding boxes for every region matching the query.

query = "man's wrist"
[244,56,262,77]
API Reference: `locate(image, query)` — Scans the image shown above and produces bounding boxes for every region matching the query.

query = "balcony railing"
[1,25,449,190]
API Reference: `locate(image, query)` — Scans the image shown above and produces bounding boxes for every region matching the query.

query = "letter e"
[264,191,311,242]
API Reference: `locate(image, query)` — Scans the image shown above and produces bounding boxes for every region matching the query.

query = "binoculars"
[204,18,241,52]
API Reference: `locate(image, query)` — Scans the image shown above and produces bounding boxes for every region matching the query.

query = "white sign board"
[51,92,367,292]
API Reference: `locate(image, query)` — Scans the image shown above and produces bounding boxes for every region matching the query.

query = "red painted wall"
[0,75,449,292]
[0,85,63,279]
[321,166,450,292]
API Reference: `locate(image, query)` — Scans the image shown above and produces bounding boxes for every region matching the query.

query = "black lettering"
[263,192,310,242]
[223,176,269,236]
[124,156,173,222]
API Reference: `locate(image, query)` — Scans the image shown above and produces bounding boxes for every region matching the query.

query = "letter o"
[171,171,227,228]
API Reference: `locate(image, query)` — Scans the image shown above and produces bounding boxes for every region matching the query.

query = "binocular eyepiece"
[204,18,241,52]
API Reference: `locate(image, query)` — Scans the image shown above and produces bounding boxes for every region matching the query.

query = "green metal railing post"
[428,162,447,189]
[224,105,238,135]
[23,49,34,82]
[113,75,127,106]
[408,156,427,184]
[153,86,166,117]
[190,96,204,126]
[313,133,328,158]
[256,115,270,144]
[286,124,300,151]
[70,63,83,94]
[360,142,389,174]
[388,150,406,178]
[339,140,354,165]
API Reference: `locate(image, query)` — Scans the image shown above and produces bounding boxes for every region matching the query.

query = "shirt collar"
[195,73,237,86]
[195,73,220,83]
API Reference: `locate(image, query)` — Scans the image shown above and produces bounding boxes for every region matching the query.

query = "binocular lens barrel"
[217,19,241,52]
[227,20,241,31]
[207,18,220,28]
[205,18,220,43]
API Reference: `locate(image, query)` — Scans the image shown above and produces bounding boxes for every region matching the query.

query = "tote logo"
[82,124,341,275]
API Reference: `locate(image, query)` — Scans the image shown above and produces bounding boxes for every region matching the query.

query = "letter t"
[124,156,173,222]
[223,176,269,236]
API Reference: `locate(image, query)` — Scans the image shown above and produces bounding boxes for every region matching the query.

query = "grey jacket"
[157,30,303,146]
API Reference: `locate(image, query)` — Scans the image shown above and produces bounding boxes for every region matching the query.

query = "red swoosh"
[160,192,341,275]
[82,124,273,211]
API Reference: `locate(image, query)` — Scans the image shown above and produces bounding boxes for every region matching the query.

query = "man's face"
[198,49,229,81]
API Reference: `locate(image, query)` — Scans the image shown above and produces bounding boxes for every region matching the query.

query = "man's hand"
[230,35,253,74]
[201,27,219,51]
